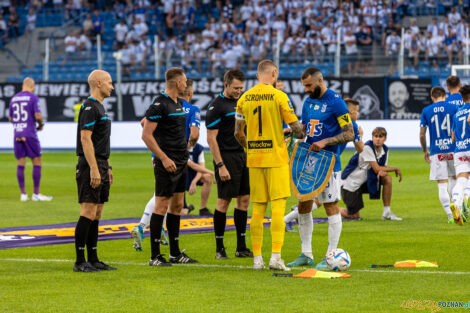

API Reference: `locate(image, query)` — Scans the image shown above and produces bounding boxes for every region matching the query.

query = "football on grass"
[326,248,351,271]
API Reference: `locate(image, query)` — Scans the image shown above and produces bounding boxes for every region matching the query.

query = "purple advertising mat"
[0,216,359,249]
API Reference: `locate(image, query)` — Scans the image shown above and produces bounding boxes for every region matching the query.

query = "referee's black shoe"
[91,261,117,271]
[149,254,172,266]
[235,248,254,258]
[169,250,199,263]
[215,248,229,260]
[73,262,100,272]
[199,208,213,216]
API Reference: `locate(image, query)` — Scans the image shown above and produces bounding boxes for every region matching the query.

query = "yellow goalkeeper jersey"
[236,83,298,168]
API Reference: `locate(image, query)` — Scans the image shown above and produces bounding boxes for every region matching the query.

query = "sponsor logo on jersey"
[248,140,273,149]
[153,102,160,106]
[85,106,92,110]
[458,156,470,162]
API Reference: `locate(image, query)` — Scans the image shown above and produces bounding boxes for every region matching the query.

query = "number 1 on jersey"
[253,106,262,136]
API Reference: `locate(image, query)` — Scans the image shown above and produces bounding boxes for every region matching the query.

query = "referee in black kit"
[74,70,117,272]
[206,69,252,259]
[142,67,199,266]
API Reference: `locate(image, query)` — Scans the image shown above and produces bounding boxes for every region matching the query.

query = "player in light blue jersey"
[287,68,354,269]
[420,87,458,223]
[450,85,470,225]
[446,75,464,107]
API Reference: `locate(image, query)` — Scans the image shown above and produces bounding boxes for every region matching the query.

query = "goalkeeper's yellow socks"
[251,202,267,257]
[271,198,286,254]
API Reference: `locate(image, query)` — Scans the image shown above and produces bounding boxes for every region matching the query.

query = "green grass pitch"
[0,150,469,313]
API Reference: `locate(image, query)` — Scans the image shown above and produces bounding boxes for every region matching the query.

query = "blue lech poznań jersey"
[420,101,458,155]
[182,99,201,141]
[301,88,351,172]
[452,103,470,153]
[446,93,463,107]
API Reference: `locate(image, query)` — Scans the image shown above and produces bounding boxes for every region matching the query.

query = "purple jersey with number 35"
[9,91,41,138]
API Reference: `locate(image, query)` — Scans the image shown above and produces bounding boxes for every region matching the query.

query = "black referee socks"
[86,220,100,263]
[213,209,226,251]
[234,209,248,251]
[166,213,181,256]
[150,213,164,259]
[75,216,92,263]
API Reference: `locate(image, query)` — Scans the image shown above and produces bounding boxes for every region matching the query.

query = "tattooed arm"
[234,118,247,149]
[289,120,306,139]
[308,123,354,153]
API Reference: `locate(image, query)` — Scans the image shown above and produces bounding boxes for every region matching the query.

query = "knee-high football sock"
[86,220,99,263]
[452,177,468,209]
[150,213,164,259]
[234,208,248,251]
[33,165,41,195]
[17,165,25,194]
[213,209,226,251]
[327,213,342,255]
[250,202,267,257]
[75,216,92,263]
[166,213,181,256]
[140,196,155,229]
[298,211,313,259]
[270,198,286,258]
[465,179,470,200]
[284,207,298,223]
[448,177,456,198]
[438,182,453,219]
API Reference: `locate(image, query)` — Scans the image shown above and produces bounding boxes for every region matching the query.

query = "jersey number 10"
[431,114,450,138]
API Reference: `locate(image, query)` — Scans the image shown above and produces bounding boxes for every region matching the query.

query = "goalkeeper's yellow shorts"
[249,164,290,203]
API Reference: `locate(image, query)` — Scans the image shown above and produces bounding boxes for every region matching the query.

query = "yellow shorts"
[249,164,290,203]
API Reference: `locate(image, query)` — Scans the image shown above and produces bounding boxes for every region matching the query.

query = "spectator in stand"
[245,14,259,34]
[181,0,195,31]
[62,30,77,66]
[222,0,233,21]
[239,0,252,23]
[385,28,401,75]
[344,29,359,75]
[409,19,419,35]
[0,13,7,48]
[7,7,20,40]
[382,19,396,46]
[448,7,461,28]
[77,31,91,59]
[308,32,324,64]
[444,27,458,66]
[458,22,470,64]
[211,46,224,76]
[83,13,94,37]
[357,25,374,74]
[130,38,147,73]
[0,0,9,15]
[65,0,80,21]
[91,10,104,38]
[427,17,439,37]
[223,46,239,70]
[120,41,132,78]
[407,32,421,69]
[165,9,176,36]
[134,17,148,38]
[25,8,37,34]
[114,19,128,49]
[439,16,449,36]
[192,36,206,73]
[248,37,266,71]
[425,31,440,69]
[361,1,377,29]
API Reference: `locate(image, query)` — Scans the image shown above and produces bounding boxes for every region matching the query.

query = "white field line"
[0,257,469,275]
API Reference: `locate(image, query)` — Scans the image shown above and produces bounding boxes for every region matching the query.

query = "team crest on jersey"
[314,105,320,110]
[321,104,327,112]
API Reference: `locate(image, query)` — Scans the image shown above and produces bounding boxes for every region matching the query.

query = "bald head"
[22,77,35,92]
[88,69,114,100]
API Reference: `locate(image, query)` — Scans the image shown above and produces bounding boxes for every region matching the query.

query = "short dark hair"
[257,59,277,73]
[224,69,245,85]
[165,67,185,83]
[446,75,460,89]
[460,85,470,103]
[301,67,321,80]
[183,79,193,96]
[431,86,446,99]
[372,127,387,137]
[344,98,359,107]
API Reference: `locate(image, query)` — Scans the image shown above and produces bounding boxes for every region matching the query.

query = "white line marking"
[0,258,468,275]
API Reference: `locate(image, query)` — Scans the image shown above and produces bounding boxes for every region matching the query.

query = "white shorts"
[429,153,455,180]
[317,171,341,204]
[454,151,470,175]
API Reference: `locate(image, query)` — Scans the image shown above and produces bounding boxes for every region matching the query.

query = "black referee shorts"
[215,151,250,199]
[341,184,368,215]
[76,157,110,204]
[154,158,188,197]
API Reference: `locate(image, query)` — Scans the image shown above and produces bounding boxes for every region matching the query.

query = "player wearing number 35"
[9,77,52,202]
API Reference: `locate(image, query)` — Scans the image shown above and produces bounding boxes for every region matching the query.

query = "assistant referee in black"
[142,67,199,266]
[74,69,117,272]
[206,69,252,259]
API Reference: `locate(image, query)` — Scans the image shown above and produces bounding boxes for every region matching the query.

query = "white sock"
[298,212,313,259]
[438,182,453,219]
[254,255,263,263]
[452,177,467,209]
[284,207,299,223]
[311,201,319,212]
[327,213,342,255]
[270,253,281,261]
[448,177,456,197]
[139,196,155,228]
[383,206,391,215]
[464,179,470,199]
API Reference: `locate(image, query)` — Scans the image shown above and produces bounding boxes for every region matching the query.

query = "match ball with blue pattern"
[326,249,351,271]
